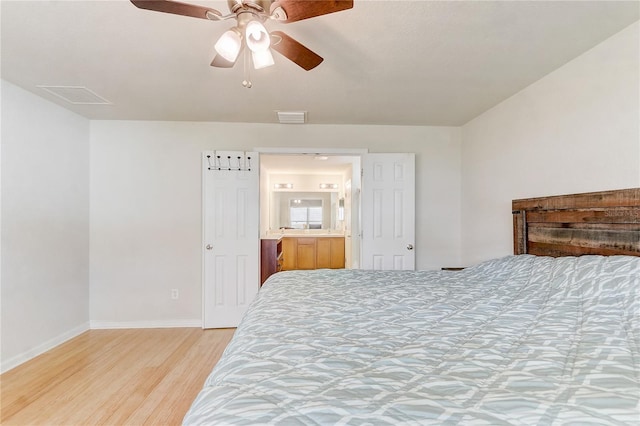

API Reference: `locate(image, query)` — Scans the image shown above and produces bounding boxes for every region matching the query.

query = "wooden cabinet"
[260,238,283,285]
[296,238,317,269]
[316,238,331,269]
[281,237,297,271]
[282,237,345,271]
[316,238,345,269]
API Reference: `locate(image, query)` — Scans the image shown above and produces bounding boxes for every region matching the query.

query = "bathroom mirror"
[271,191,339,230]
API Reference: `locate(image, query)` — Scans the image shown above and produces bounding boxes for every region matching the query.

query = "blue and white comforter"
[184,255,640,425]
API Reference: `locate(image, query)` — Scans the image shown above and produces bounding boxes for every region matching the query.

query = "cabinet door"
[260,240,274,284]
[316,238,332,269]
[260,239,283,284]
[296,238,316,269]
[330,237,345,269]
[281,237,297,271]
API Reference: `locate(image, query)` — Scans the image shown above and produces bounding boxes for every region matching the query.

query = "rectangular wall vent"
[38,85,112,105]
[276,111,306,124]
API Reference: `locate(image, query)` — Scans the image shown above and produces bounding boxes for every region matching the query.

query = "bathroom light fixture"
[274,183,293,189]
[319,183,338,189]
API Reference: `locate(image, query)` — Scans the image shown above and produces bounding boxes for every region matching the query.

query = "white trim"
[0,322,90,374]
[201,152,209,330]
[89,319,202,329]
[257,147,365,268]
[254,147,368,155]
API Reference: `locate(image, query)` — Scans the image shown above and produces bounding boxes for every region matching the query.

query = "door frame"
[255,147,367,270]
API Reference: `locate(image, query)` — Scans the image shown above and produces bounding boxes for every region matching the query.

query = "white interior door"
[203,151,259,328]
[361,153,415,270]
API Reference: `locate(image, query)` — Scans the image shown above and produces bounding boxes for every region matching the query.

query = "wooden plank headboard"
[512,188,640,257]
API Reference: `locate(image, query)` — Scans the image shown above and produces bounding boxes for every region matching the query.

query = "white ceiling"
[2,1,638,126]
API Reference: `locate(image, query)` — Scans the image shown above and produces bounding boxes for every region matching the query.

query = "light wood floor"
[1,328,235,425]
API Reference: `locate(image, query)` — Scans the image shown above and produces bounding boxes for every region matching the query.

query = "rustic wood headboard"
[512,188,640,257]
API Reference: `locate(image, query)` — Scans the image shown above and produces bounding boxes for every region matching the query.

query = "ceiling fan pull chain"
[242,47,252,88]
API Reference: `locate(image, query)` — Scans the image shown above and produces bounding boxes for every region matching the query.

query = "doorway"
[259,153,362,269]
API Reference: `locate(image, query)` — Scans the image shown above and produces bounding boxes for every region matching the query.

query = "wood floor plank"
[126,330,234,426]
[1,328,235,425]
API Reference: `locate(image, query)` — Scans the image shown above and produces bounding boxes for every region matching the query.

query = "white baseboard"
[0,322,90,374]
[1,320,203,373]
[89,319,202,329]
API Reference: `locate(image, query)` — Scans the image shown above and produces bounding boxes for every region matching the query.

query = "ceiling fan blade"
[130,0,221,20]
[270,31,323,71]
[270,0,353,23]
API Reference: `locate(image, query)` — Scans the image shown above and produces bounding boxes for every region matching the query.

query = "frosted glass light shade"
[214,29,242,62]
[252,49,274,69]
[245,21,270,52]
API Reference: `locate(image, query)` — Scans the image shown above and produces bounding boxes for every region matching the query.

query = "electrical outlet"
[171,289,179,300]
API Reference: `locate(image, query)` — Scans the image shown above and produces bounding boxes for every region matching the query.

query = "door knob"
[406,244,414,250]
[206,244,213,250]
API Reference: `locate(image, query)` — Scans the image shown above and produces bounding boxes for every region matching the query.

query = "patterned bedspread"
[184,255,640,425]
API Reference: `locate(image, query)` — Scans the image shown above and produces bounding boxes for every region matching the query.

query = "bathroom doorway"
[259,153,362,269]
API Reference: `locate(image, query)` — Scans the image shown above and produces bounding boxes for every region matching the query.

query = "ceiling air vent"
[276,111,306,124]
[37,85,111,105]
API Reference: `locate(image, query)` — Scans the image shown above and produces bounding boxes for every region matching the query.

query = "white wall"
[5,19,638,363]
[4,19,637,370]
[460,22,640,265]
[1,80,90,372]
[90,122,461,326]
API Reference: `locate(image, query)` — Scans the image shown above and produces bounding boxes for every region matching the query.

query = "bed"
[184,188,640,425]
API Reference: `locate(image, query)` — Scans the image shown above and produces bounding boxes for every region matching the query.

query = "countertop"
[263,232,345,239]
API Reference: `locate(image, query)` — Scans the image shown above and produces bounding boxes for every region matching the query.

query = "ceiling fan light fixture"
[214,28,242,62]
[245,20,270,52]
[252,49,275,69]
[130,0,353,73]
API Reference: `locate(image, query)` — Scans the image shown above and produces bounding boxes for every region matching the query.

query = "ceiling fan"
[130,0,353,83]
